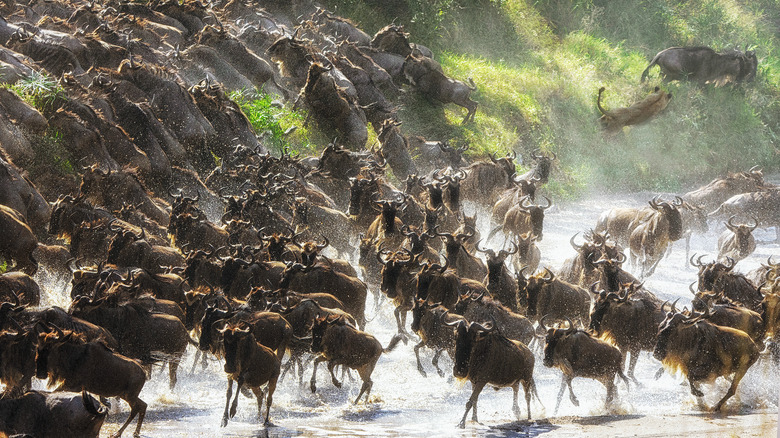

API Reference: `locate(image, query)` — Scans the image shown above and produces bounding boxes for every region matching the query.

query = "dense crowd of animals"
[0,0,774,436]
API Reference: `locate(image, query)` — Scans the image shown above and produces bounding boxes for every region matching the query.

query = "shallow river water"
[36,192,780,437]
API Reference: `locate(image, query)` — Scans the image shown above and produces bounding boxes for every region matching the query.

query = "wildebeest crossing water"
[32,193,779,437]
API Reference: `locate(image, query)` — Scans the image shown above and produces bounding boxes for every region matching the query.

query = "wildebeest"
[310,315,403,403]
[541,317,629,414]
[451,291,535,346]
[653,308,760,411]
[709,188,780,242]
[36,327,147,438]
[717,216,757,263]
[446,319,540,428]
[597,86,672,134]
[682,166,765,213]
[402,51,478,124]
[0,390,107,438]
[588,282,667,383]
[641,46,758,85]
[69,296,191,389]
[410,299,462,377]
[693,255,764,312]
[0,204,38,275]
[219,323,280,427]
[517,268,591,328]
[628,196,683,278]
[489,195,552,243]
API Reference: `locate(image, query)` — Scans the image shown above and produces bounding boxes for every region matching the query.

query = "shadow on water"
[488,419,560,437]
[570,414,644,425]
[339,405,402,421]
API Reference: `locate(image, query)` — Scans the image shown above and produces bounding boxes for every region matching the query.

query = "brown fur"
[597,87,672,133]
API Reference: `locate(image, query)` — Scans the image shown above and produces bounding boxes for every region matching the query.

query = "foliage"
[7,70,66,113]
[229,88,321,156]
[318,0,780,195]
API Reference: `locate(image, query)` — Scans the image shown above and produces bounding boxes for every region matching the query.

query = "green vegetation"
[5,72,74,181]
[8,70,66,113]
[230,88,328,156]
[320,0,780,195]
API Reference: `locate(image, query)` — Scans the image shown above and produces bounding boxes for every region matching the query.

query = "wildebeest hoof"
[458,421,466,429]
[221,416,228,427]
[230,406,237,418]
[417,368,427,378]
[437,368,445,378]
[333,379,342,388]
[572,398,579,407]
[310,382,317,393]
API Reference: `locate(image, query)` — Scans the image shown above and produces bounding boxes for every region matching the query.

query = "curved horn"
[570,232,583,251]
[564,316,575,334]
[689,281,698,295]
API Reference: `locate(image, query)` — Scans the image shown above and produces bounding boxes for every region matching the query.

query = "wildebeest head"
[540,315,576,368]
[692,255,735,292]
[35,325,79,380]
[521,268,554,317]
[489,150,517,181]
[311,314,345,353]
[475,240,517,283]
[415,258,449,302]
[220,322,252,375]
[587,282,630,333]
[517,196,552,241]
[652,301,689,362]
[378,247,417,299]
[592,253,627,292]
[198,296,233,352]
[649,196,683,241]
[725,215,758,244]
[446,319,493,379]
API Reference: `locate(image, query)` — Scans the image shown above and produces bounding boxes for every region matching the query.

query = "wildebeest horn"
[589,281,602,295]
[673,196,683,206]
[671,298,680,313]
[570,232,583,251]
[724,256,736,270]
[518,266,528,281]
[542,267,554,282]
[690,253,705,267]
[564,317,575,334]
[540,196,552,210]
[539,314,551,332]
[500,241,518,257]
[748,217,758,231]
[726,215,738,231]
[614,252,627,264]
[470,320,494,333]
[689,282,697,295]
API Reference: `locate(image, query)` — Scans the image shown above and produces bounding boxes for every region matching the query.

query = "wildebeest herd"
[0,0,774,436]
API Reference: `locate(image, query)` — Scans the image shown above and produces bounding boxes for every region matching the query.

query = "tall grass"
[315,0,780,195]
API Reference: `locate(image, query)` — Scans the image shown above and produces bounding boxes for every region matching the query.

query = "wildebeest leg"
[221,378,233,427]
[522,379,535,420]
[189,349,202,374]
[654,367,665,380]
[567,376,579,407]
[714,365,750,411]
[264,375,278,424]
[112,396,146,438]
[230,377,244,419]
[459,380,486,428]
[394,306,407,337]
[309,355,327,393]
[169,360,179,390]
[688,376,704,397]
[431,348,445,377]
[327,360,342,388]
[252,387,265,422]
[413,340,428,377]
[511,382,522,420]
[554,377,567,415]
[627,349,641,385]
[354,362,377,404]
[602,376,616,407]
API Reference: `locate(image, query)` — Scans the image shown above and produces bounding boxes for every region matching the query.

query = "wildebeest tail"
[529,379,544,408]
[383,333,405,353]
[640,54,661,82]
[467,78,477,91]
